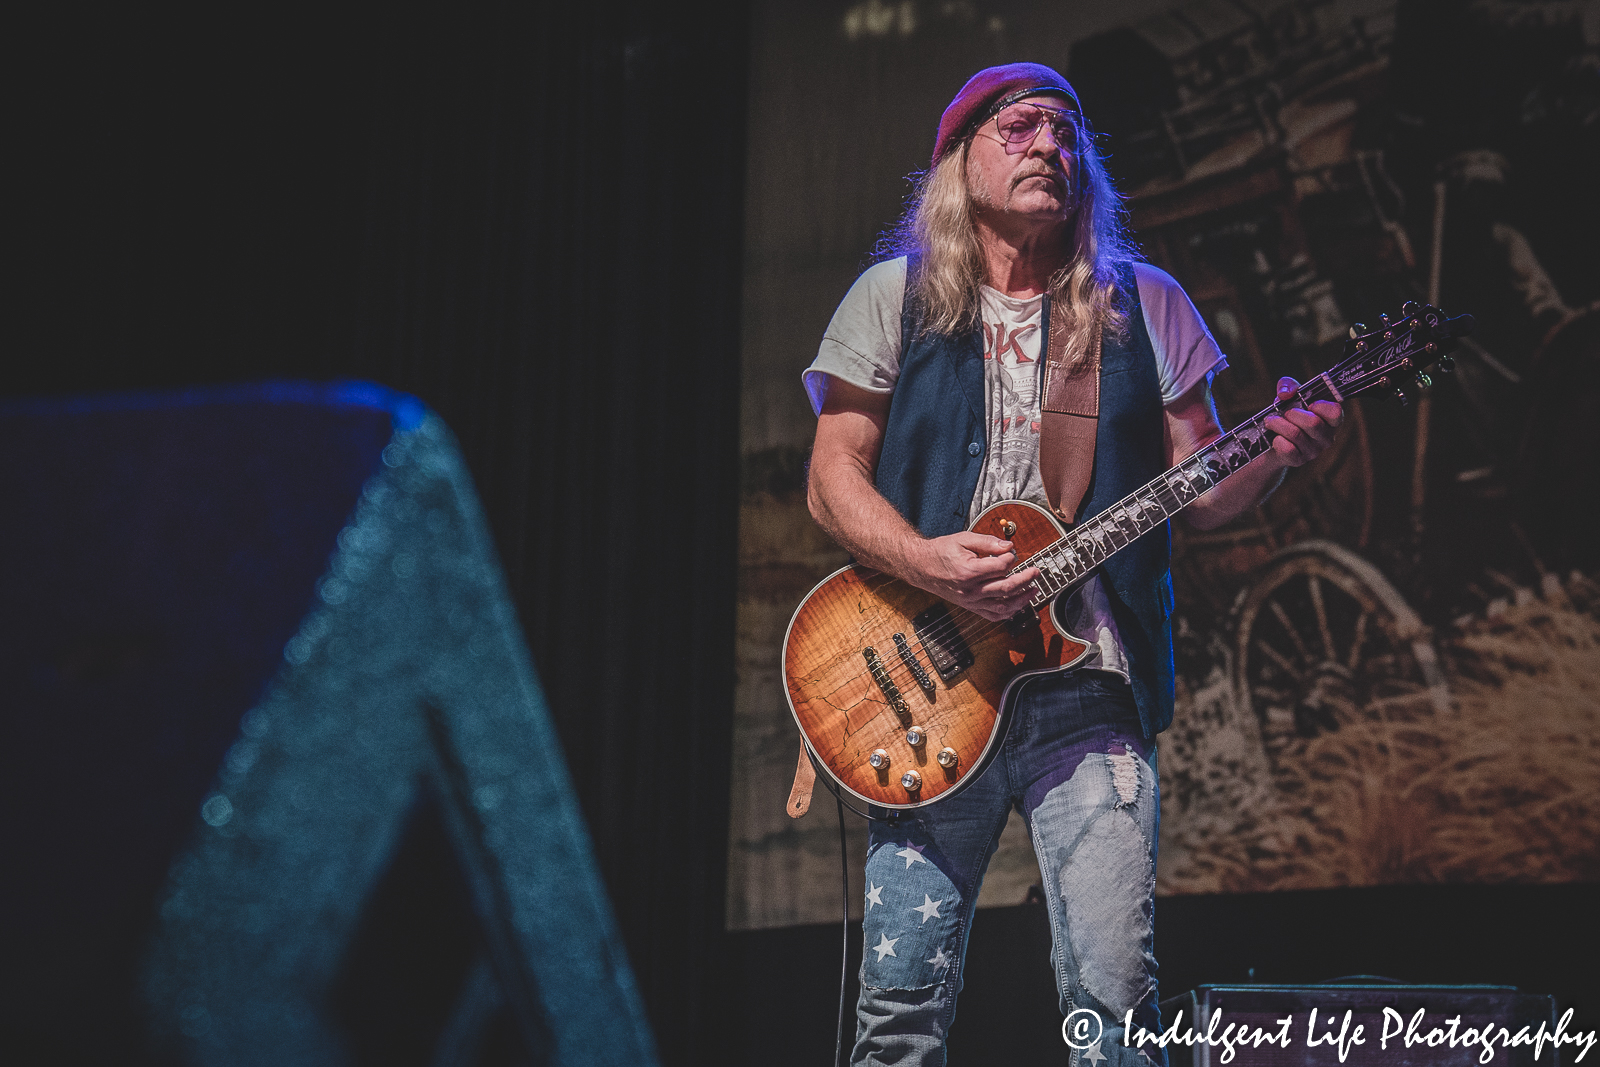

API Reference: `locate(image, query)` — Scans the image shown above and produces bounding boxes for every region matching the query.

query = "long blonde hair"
[881,118,1137,363]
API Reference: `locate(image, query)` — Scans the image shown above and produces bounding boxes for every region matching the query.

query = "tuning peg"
[1379,312,1392,326]
[1414,372,1433,389]
[1401,300,1420,315]
[1349,322,1367,338]
[1436,355,1455,374]
[1393,388,1409,407]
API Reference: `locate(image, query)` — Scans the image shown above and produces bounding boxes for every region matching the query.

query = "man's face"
[964,94,1078,229]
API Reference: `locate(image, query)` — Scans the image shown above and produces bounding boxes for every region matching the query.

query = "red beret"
[931,62,1081,165]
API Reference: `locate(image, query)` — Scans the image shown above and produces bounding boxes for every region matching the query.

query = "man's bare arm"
[1166,374,1343,530]
[807,378,1038,622]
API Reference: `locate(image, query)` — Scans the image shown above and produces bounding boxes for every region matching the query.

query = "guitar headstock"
[1327,301,1475,406]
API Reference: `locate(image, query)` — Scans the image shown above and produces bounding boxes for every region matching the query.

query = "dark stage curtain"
[346,7,748,1062]
[11,4,747,1063]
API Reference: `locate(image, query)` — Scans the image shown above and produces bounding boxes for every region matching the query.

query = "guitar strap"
[1038,296,1102,524]
[786,741,817,818]
[785,295,1102,820]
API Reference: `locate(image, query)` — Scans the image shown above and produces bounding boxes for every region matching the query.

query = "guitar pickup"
[892,632,936,696]
[862,647,910,720]
[911,602,974,682]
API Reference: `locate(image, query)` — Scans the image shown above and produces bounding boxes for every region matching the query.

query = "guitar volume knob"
[868,749,890,771]
[905,726,926,747]
[936,747,959,769]
[900,770,921,791]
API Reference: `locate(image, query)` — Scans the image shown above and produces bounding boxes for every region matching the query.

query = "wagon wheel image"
[1233,540,1450,764]
[1165,285,1377,618]
[1172,397,1375,617]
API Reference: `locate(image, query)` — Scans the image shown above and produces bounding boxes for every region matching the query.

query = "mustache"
[1012,166,1066,189]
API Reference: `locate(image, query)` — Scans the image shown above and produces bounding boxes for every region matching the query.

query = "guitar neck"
[1024,372,1344,606]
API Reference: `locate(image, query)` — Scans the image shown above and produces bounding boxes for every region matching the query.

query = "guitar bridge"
[911,603,974,682]
[862,647,910,719]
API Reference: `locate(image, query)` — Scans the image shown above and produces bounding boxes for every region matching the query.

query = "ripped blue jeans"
[852,670,1164,1067]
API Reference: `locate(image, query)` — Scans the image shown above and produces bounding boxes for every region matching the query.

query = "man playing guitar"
[803,63,1342,1065]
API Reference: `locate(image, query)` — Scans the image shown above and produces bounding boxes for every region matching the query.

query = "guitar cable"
[824,764,909,1065]
[835,794,850,1067]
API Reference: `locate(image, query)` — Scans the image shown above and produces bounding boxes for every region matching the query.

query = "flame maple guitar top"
[783,501,1092,810]
[783,303,1477,810]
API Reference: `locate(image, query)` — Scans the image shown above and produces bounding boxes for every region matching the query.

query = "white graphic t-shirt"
[971,287,1047,522]
[804,257,1228,681]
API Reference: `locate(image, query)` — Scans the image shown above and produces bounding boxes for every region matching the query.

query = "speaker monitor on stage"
[0,382,655,1066]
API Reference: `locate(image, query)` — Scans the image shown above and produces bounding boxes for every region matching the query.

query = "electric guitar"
[783,303,1473,812]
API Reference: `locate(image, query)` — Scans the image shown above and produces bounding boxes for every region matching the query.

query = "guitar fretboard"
[1023,373,1341,606]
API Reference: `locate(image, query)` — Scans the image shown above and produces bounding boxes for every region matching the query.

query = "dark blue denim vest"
[874,260,1176,736]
